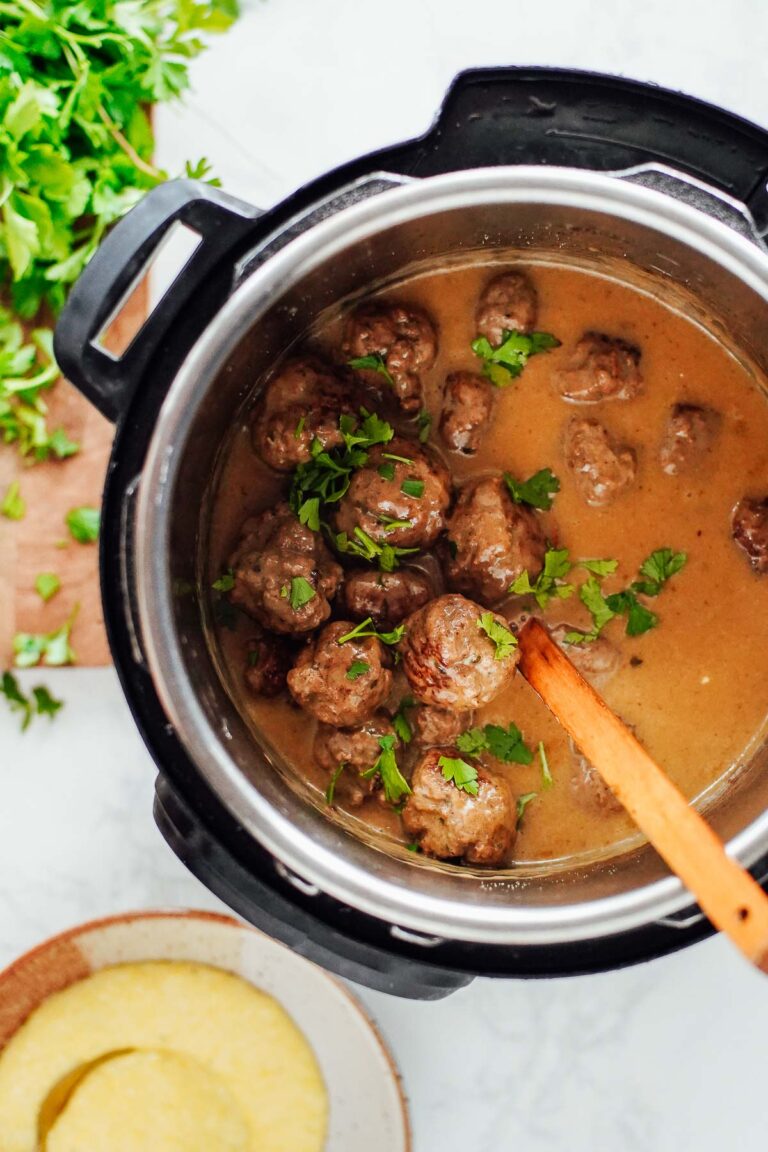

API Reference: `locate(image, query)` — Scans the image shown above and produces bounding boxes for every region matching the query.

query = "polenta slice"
[47,1050,249,1152]
[0,961,327,1152]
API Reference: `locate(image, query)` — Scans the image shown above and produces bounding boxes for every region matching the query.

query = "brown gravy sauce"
[208,259,768,870]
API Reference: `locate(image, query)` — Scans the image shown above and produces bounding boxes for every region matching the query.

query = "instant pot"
[55,69,768,999]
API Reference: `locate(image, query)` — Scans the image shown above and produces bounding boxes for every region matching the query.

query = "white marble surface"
[3,2,768,1148]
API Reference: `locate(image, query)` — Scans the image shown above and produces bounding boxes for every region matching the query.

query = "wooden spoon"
[517,617,768,973]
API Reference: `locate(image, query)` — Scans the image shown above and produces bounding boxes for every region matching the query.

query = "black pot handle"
[53,180,263,424]
[384,68,768,227]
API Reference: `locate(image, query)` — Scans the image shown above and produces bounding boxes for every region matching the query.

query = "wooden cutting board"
[0,282,148,668]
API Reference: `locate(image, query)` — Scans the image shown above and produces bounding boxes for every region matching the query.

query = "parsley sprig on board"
[0,1,238,458]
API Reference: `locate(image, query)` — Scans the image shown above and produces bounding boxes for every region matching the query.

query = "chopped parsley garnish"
[1,480,25,520]
[280,576,316,612]
[567,549,687,643]
[392,696,415,744]
[293,415,306,440]
[438,754,479,796]
[504,468,560,511]
[212,569,235,592]
[378,515,413,534]
[382,452,414,466]
[337,617,405,646]
[335,527,418,573]
[539,741,553,789]
[417,410,432,443]
[405,842,421,853]
[477,612,517,660]
[65,506,100,543]
[347,353,395,386]
[290,408,394,530]
[510,548,574,609]
[325,763,346,806]
[456,722,533,765]
[35,572,60,602]
[400,478,425,499]
[346,660,370,681]
[516,791,538,828]
[362,736,411,804]
[1,671,63,731]
[579,557,619,578]
[13,605,78,668]
[471,328,561,387]
[378,462,396,481]
[633,548,688,596]
[247,647,261,667]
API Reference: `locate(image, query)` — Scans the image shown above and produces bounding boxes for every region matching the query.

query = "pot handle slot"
[53,180,263,424]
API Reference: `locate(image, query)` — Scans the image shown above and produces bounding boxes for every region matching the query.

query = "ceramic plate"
[0,909,410,1151]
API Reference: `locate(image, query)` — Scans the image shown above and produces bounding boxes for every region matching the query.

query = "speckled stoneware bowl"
[0,909,410,1151]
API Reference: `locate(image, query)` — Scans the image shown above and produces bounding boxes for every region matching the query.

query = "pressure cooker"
[55,68,768,998]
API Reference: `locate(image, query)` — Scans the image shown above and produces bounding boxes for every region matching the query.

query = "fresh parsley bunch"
[0,0,238,457]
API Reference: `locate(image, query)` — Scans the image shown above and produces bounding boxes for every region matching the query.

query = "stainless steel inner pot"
[135,166,768,947]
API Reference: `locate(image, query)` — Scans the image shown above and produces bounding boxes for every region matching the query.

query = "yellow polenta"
[0,961,327,1152]
[47,1050,250,1152]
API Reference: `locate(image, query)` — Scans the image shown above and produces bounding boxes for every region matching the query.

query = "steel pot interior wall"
[141,171,768,944]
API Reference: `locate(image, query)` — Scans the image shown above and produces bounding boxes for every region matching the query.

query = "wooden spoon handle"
[517,618,768,973]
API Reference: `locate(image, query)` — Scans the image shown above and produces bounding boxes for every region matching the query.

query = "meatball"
[401,594,519,710]
[243,632,292,698]
[342,302,437,414]
[343,568,432,628]
[439,371,494,455]
[732,496,768,574]
[402,747,515,865]
[549,624,622,687]
[251,356,353,472]
[564,417,637,508]
[569,740,622,815]
[411,704,471,748]
[314,714,396,808]
[229,504,342,634]
[445,476,546,604]
[334,437,451,551]
[287,620,393,726]
[660,403,720,475]
[556,332,642,403]
[475,271,538,346]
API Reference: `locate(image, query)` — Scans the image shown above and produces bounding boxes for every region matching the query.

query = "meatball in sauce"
[343,301,437,414]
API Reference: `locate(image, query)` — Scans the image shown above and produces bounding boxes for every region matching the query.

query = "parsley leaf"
[456,723,533,765]
[1,480,25,520]
[539,741,553,789]
[579,558,619,578]
[438,755,479,796]
[477,612,518,660]
[13,606,78,668]
[335,527,418,573]
[347,354,395,386]
[516,791,538,828]
[417,410,432,443]
[0,670,63,730]
[605,590,658,636]
[34,572,60,602]
[378,462,396,481]
[504,468,560,511]
[511,548,574,609]
[362,735,411,804]
[280,576,316,612]
[400,478,425,499]
[392,696,415,744]
[471,328,561,387]
[65,506,100,543]
[346,660,370,681]
[212,569,235,592]
[325,763,346,806]
[632,548,687,596]
[337,617,405,646]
